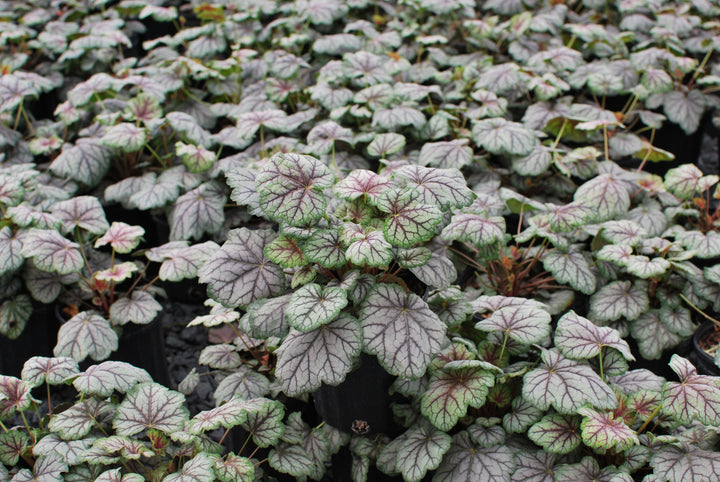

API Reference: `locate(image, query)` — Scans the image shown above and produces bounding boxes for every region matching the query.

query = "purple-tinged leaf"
[92,436,153,461]
[176,142,215,173]
[475,305,551,345]
[226,167,259,209]
[577,407,638,451]
[95,262,138,283]
[334,169,394,203]
[393,165,474,210]
[554,456,632,482]
[663,89,705,134]
[0,226,23,275]
[108,291,161,326]
[650,444,720,481]
[628,389,661,421]
[164,453,215,482]
[381,423,451,481]
[589,280,648,322]
[113,383,188,436]
[11,455,67,482]
[609,369,666,395]
[468,421,505,447]
[418,140,474,169]
[304,230,346,268]
[170,181,225,241]
[198,344,240,370]
[49,139,111,187]
[95,468,145,482]
[101,123,147,152]
[472,118,536,156]
[47,398,112,440]
[95,222,144,254]
[199,228,285,309]
[432,432,515,482]
[662,355,720,425]
[0,430,28,466]
[360,284,446,378]
[240,399,285,447]
[367,133,406,157]
[375,188,442,248]
[73,361,151,397]
[54,312,118,362]
[166,112,212,147]
[307,121,353,155]
[372,106,426,130]
[256,153,334,226]
[264,235,306,268]
[511,451,557,482]
[543,202,593,232]
[677,230,720,259]
[189,397,269,434]
[214,365,270,404]
[574,174,631,222]
[630,310,682,360]
[346,230,393,267]
[21,357,79,387]
[0,376,35,417]
[409,252,456,290]
[21,228,83,275]
[215,454,255,482]
[527,413,581,454]
[395,247,432,268]
[269,443,315,478]
[659,306,694,337]
[420,361,495,431]
[244,295,290,338]
[276,315,361,396]
[286,283,348,332]
[503,397,542,433]
[555,311,634,360]
[543,250,597,295]
[522,349,617,414]
[441,213,505,247]
[156,241,220,281]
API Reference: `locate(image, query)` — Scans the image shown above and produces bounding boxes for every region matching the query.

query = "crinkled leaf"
[432,432,515,482]
[275,315,362,396]
[662,355,720,425]
[543,251,597,295]
[286,283,348,332]
[522,349,617,413]
[589,280,648,322]
[54,312,118,362]
[678,230,720,259]
[626,255,671,278]
[555,311,633,360]
[421,361,496,431]
[21,356,79,387]
[73,361,151,397]
[11,455,67,482]
[113,382,188,436]
[21,228,83,275]
[441,214,505,247]
[170,181,225,241]
[475,305,551,345]
[527,413,581,454]
[256,153,334,226]
[360,284,446,378]
[198,228,285,309]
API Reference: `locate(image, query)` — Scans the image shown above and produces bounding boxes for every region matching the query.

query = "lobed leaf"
[113,382,188,436]
[54,312,118,362]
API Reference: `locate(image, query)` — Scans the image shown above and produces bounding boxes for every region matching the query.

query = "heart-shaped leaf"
[170,181,225,241]
[630,310,682,360]
[47,398,112,440]
[555,311,634,361]
[166,112,212,147]
[472,118,536,156]
[268,443,315,478]
[109,291,162,326]
[286,283,348,332]
[73,361,152,396]
[527,413,582,454]
[156,241,220,281]
[574,174,631,222]
[214,365,270,404]
[0,295,32,338]
[577,407,638,451]
[113,382,188,436]
[243,295,290,338]
[380,423,451,481]
[367,132,405,157]
[0,227,23,276]
[409,252,456,290]
[21,228,83,275]
[418,140,474,169]
[0,376,34,417]
[50,139,111,187]
[502,397,542,434]
[420,361,496,431]
[21,356,79,387]
[101,123,147,152]
[54,312,118,362]
[0,431,28,466]
[376,188,442,248]
[359,284,446,378]
[264,235,306,268]
[214,454,255,482]
[589,280,648,322]
[662,355,720,425]
[275,315,362,396]
[95,222,145,254]
[199,228,285,309]
[475,305,551,345]
[393,165,474,210]
[256,153,334,226]
[650,444,720,481]
[303,230,346,268]
[240,399,285,447]
[198,344,240,369]
[345,229,393,267]
[522,349,617,413]
[164,453,215,482]
[50,196,109,235]
[11,455,67,482]
[542,250,597,295]
[189,397,271,434]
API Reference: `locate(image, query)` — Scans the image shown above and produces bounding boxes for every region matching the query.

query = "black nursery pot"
[692,321,720,377]
[0,304,59,378]
[55,306,171,387]
[313,354,400,437]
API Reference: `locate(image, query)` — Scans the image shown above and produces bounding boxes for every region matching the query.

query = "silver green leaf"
[198,228,285,309]
[113,382,188,436]
[359,284,446,378]
[382,423,451,482]
[214,454,255,482]
[663,89,705,134]
[527,413,581,454]
[275,315,362,396]
[503,397,542,434]
[511,451,558,482]
[243,295,290,338]
[555,311,634,361]
[54,312,118,362]
[198,344,240,370]
[157,241,220,281]
[367,132,406,157]
[650,444,720,481]
[170,181,225,241]
[393,165,475,209]
[472,118,536,156]
[418,140,474,169]
[0,226,23,275]
[47,398,112,440]
[409,252,456,290]
[73,361,152,396]
[574,174,631,222]
[522,349,617,414]
[49,139,111,187]
[269,443,315,478]
[240,399,285,447]
[577,407,638,452]
[441,213,505,247]
[188,397,271,434]
[21,356,79,387]
[21,228,83,275]
[213,365,270,404]
[0,376,34,417]
[376,188,443,248]
[256,153,334,226]
[11,455,67,482]
[304,230,346,268]
[0,295,32,338]
[630,310,681,359]
[164,453,215,482]
[554,456,632,482]
[166,112,212,147]
[542,250,597,295]
[662,355,720,425]
[432,432,515,482]
[346,230,393,267]
[286,283,348,332]
[589,280,648,322]
[475,305,551,345]
[108,291,161,326]
[101,123,147,152]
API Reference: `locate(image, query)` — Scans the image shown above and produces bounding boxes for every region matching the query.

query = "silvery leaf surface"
[21,228,83,275]
[366,132,406,157]
[214,365,270,405]
[256,153,334,226]
[522,349,617,414]
[113,382,188,436]
[431,432,515,482]
[589,280,648,322]
[475,305,551,345]
[54,312,118,362]
[275,315,362,396]
[650,444,720,481]
[47,398,113,440]
[214,454,255,482]
[198,228,285,309]
[542,250,597,295]
[440,213,505,247]
[21,356,79,387]
[380,423,451,482]
[554,311,633,360]
[527,413,582,454]
[0,227,24,275]
[72,361,152,397]
[0,295,32,338]
[662,355,720,425]
[49,139,111,187]
[169,181,225,241]
[163,453,215,482]
[334,169,394,203]
[0,376,35,417]
[574,174,631,222]
[472,118,536,156]
[577,407,638,452]
[108,291,161,326]
[359,284,446,378]
[392,165,474,210]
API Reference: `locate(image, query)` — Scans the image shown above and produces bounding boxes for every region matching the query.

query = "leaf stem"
[679,293,720,329]
[598,347,605,382]
[498,330,509,366]
[637,404,662,434]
